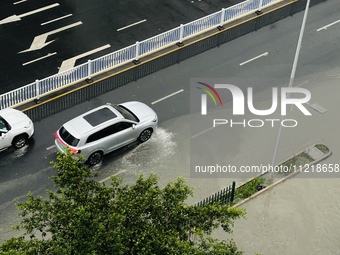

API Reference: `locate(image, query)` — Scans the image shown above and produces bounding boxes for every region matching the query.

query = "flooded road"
[100,71,340,254]
[1,72,340,254]
[215,177,340,255]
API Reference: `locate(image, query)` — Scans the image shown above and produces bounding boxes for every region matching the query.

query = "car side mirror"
[0,129,7,136]
[132,124,136,130]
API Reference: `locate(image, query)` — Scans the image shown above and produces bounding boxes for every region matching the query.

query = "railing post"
[256,0,264,14]
[34,79,41,103]
[230,181,236,204]
[177,24,184,46]
[133,41,141,64]
[86,59,93,83]
[218,8,226,30]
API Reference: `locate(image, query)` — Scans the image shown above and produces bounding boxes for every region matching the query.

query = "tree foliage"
[0,150,245,255]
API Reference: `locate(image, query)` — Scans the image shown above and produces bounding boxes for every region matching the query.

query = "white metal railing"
[0,0,281,110]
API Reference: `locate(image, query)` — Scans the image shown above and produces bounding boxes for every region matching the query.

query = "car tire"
[138,128,153,143]
[87,151,103,166]
[12,135,28,149]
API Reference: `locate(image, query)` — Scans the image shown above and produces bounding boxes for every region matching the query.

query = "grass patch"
[315,144,329,154]
[279,152,314,173]
[234,177,267,203]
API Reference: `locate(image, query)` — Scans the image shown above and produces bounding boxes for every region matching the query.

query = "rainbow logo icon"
[196,82,223,106]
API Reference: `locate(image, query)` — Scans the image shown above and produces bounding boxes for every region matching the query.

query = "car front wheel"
[87,151,103,166]
[12,135,28,149]
[138,128,153,143]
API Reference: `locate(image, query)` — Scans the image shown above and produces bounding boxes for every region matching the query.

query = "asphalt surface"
[1,0,340,253]
[0,0,242,94]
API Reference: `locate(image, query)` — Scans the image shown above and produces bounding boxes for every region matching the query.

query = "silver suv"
[54,101,158,165]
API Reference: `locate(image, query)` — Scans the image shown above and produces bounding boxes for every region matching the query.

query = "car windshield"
[59,126,80,146]
[112,105,139,122]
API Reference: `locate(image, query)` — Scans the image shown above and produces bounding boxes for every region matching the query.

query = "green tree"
[0,151,245,255]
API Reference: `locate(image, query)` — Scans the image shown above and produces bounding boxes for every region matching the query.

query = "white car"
[0,108,34,151]
[55,101,158,165]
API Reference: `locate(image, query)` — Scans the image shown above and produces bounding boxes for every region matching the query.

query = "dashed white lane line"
[13,0,27,4]
[99,170,127,183]
[46,145,56,150]
[317,19,340,31]
[117,19,147,31]
[191,126,215,139]
[151,89,184,105]
[41,14,73,26]
[239,52,268,66]
[22,52,57,66]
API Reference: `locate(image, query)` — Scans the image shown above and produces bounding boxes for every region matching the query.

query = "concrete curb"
[233,143,332,208]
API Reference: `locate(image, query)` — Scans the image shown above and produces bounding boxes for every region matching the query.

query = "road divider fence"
[0,0,281,110]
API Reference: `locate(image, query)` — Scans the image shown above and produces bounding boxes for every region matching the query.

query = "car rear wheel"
[87,151,103,166]
[138,128,153,143]
[12,135,28,149]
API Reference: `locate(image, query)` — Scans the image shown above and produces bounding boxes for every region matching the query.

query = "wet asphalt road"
[0,0,242,94]
[1,0,340,249]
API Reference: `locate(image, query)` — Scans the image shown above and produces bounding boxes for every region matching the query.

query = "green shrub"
[235,177,266,200]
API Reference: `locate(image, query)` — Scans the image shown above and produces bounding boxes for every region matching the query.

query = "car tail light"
[70,148,81,154]
[54,131,60,140]
[54,131,80,154]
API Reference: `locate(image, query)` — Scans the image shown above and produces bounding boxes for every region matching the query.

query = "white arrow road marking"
[58,44,111,73]
[0,3,60,25]
[19,21,83,53]
[23,52,57,66]
[239,52,269,66]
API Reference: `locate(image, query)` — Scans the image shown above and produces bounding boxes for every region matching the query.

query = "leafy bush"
[235,177,266,201]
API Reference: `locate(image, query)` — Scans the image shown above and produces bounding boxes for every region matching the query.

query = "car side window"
[0,118,9,131]
[86,122,133,143]
[114,122,133,132]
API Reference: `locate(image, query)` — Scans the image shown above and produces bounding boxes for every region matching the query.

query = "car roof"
[63,105,123,137]
[0,108,31,124]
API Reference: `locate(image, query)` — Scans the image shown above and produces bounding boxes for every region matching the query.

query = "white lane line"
[46,145,56,150]
[239,52,268,66]
[151,89,184,105]
[19,21,83,53]
[22,52,57,66]
[191,126,215,139]
[58,44,111,73]
[41,14,73,26]
[317,19,340,31]
[117,19,147,31]
[99,170,127,183]
[0,3,60,24]
[13,0,27,4]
